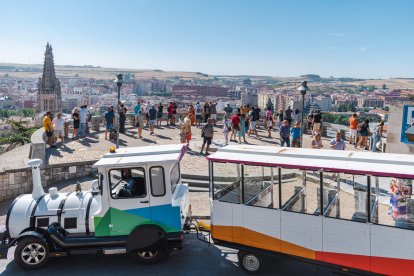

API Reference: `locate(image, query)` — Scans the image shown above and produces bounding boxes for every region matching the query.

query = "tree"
[243,78,252,86]
[0,119,38,152]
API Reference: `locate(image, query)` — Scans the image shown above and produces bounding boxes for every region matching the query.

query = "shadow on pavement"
[155,134,172,140]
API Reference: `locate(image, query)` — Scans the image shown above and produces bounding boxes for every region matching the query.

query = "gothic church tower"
[37,43,62,113]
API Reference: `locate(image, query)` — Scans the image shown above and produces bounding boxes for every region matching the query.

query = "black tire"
[131,248,168,264]
[238,251,264,274]
[14,237,50,270]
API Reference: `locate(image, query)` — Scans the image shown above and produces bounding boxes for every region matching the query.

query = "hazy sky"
[1,0,413,78]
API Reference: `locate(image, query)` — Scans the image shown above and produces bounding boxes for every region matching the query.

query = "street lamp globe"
[297,81,310,96]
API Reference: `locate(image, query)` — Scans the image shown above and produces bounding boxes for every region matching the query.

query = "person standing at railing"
[312,110,323,136]
[157,103,163,126]
[277,109,284,130]
[79,105,88,138]
[349,113,358,145]
[195,102,202,127]
[72,107,80,140]
[284,106,293,127]
[203,102,210,123]
[167,102,174,126]
[134,101,141,126]
[265,107,273,138]
[148,105,157,135]
[356,119,370,150]
[291,121,301,148]
[43,111,54,148]
[223,115,231,145]
[209,101,218,126]
[307,113,313,135]
[237,114,247,144]
[52,112,65,147]
[279,120,290,147]
[224,104,233,120]
[104,106,115,140]
[371,121,384,152]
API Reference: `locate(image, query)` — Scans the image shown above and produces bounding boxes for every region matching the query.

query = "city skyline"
[1,0,414,79]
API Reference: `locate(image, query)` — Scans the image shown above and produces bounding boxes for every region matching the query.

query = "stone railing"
[0,160,97,203]
[29,128,46,164]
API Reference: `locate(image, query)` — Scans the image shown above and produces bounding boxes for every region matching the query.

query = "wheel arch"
[126,224,167,253]
[11,230,48,247]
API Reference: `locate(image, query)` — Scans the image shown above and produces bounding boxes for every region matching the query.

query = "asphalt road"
[0,233,358,276]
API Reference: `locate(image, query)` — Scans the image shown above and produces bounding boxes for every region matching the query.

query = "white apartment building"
[312,95,332,111]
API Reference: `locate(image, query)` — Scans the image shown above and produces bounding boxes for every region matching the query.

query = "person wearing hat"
[148,104,157,135]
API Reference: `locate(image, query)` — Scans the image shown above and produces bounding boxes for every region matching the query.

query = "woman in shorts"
[357,119,370,150]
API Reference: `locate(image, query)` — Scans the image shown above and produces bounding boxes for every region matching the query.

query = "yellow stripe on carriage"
[211,225,316,260]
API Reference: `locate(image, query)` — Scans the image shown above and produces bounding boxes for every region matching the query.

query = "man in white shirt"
[52,112,66,146]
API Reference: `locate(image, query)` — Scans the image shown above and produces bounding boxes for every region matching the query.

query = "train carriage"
[207,145,414,275]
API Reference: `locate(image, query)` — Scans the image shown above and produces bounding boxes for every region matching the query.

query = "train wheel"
[14,237,50,270]
[238,251,264,274]
[132,249,168,264]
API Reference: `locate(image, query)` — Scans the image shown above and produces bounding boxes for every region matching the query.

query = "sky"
[1,0,413,78]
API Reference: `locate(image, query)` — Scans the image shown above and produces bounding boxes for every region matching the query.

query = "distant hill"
[0,63,208,80]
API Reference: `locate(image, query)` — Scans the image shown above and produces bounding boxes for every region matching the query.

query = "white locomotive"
[0,144,190,269]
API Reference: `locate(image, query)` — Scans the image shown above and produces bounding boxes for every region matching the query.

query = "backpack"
[195,105,202,114]
[202,124,213,138]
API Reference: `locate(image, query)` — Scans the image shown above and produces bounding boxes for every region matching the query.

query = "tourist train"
[1,144,413,275]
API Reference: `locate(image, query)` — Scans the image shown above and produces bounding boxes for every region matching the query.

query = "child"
[178,115,184,127]
[291,121,301,148]
[179,126,186,143]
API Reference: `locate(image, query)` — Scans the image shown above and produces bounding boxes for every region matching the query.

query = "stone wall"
[0,161,97,203]
[386,104,414,154]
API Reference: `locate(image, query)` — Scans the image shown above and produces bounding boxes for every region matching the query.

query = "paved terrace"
[45,123,365,175]
[0,122,373,226]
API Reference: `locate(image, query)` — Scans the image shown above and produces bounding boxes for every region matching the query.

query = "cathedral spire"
[37,43,62,113]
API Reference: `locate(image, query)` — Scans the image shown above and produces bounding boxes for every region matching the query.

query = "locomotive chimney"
[27,159,45,200]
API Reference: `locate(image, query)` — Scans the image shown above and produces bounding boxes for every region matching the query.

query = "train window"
[323,173,368,222]
[170,162,180,194]
[213,162,242,204]
[280,169,320,215]
[150,167,166,197]
[370,176,414,230]
[109,168,146,199]
[243,165,279,209]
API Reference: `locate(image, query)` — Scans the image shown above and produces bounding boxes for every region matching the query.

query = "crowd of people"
[42,100,385,155]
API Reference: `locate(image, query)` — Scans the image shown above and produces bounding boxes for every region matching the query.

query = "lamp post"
[297,81,310,147]
[114,74,123,148]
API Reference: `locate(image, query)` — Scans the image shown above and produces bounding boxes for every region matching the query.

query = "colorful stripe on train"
[94,204,182,236]
[212,225,413,276]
